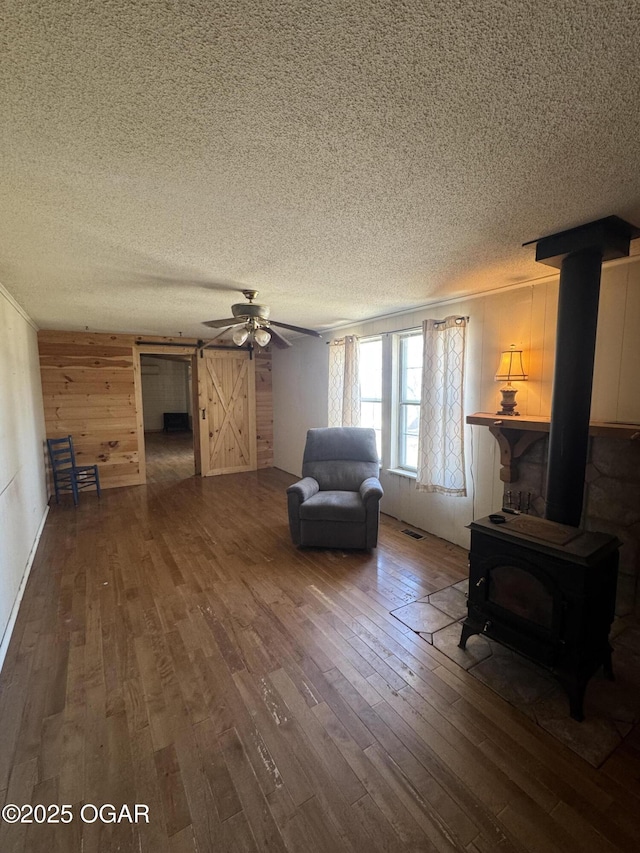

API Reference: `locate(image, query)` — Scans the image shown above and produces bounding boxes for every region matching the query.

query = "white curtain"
[328,336,361,427]
[416,316,467,495]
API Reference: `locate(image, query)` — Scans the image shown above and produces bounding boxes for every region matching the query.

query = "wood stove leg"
[561,673,588,722]
[458,621,478,649]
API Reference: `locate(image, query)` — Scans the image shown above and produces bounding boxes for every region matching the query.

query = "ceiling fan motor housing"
[232,302,270,320]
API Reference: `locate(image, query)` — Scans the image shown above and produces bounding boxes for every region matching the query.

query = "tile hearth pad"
[392,579,640,767]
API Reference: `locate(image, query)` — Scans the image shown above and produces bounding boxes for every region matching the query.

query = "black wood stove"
[459,514,619,720]
[460,217,636,720]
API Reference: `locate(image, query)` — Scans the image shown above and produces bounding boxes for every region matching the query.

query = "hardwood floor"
[1,468,639,852]
[144,431,195,483]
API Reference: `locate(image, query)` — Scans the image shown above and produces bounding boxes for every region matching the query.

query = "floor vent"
[401,529,425,540]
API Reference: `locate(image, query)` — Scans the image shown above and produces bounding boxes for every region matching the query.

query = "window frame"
[395,330,423,473]
[358,335,383,461]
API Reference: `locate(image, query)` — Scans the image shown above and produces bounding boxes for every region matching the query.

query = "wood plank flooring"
[1,463,639,852]
[144,431,195,483]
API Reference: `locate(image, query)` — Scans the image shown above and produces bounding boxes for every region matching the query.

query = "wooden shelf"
[467,413,640,439]
[467,413,640,483]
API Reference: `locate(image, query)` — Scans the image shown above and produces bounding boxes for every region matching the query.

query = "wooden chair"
[46,435,101,506]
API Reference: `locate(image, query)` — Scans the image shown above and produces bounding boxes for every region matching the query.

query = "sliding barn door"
[197,350,257,476]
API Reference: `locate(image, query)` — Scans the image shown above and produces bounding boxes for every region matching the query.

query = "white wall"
[273,257,640,549]
[273,336,328,476]
[140,357,191,431]
[591,260,640,422]
[0,284,48,668]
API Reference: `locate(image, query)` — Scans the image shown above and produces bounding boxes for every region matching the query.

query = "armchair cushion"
[299,490,366,523]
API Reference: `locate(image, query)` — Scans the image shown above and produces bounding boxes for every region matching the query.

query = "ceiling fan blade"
[269,320,322,338]
[267,326,292,349]
[202,318,239,328]
[202,326,231,344]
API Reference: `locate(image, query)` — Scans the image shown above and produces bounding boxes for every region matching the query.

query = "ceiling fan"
[202,290,322,349]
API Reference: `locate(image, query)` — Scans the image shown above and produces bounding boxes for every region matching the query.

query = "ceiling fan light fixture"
[203,289,321,348]
[232,326,250,346]
[254,328,271,347]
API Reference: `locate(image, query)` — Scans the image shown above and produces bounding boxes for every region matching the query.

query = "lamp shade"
[495,345,527,381]
[232,326,250,346]
[254,328,271,347]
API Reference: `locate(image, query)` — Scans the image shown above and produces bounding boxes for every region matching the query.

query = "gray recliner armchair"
[287,427,383,550]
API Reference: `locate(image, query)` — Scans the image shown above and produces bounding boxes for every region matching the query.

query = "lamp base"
[497,385,520,416]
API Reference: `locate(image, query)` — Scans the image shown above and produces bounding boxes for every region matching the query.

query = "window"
[397,332,422,470]
[348,322,464,483]
[359,337,382,458]
[358,331,423,471]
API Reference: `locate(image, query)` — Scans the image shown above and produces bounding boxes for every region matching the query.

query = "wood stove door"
[470,553,564,665]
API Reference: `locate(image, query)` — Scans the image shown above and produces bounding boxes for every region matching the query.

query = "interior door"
[197,349,257,476]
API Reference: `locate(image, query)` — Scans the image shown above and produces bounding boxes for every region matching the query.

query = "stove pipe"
[526,217,640,527]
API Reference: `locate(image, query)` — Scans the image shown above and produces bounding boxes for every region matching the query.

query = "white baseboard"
[0,505,49,675]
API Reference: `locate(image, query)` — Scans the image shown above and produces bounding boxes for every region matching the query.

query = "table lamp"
[495,345,527,415]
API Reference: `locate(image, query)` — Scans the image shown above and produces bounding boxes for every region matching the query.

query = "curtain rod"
[327,316,469,342]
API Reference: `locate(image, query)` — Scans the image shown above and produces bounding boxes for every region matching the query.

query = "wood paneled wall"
[255,349,273,469]
[39,331,142,489]
[38,331,274,490]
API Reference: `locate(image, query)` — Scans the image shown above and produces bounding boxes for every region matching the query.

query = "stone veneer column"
[502,436,640,618]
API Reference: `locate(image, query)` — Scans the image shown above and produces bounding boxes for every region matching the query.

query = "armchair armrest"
[360,477,383,549]
[359,477,383,506]
[287,477,319,503]
[287,477,319,545]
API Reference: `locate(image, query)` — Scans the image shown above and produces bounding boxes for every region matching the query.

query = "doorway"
[139,353,196,483]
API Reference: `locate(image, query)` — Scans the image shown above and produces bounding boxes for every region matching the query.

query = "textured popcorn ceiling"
[2,1,640,337]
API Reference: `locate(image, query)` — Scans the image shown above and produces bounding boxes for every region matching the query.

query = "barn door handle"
[201,409,206,419]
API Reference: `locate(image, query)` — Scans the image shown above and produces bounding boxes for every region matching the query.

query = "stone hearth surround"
[501,435,640,617]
